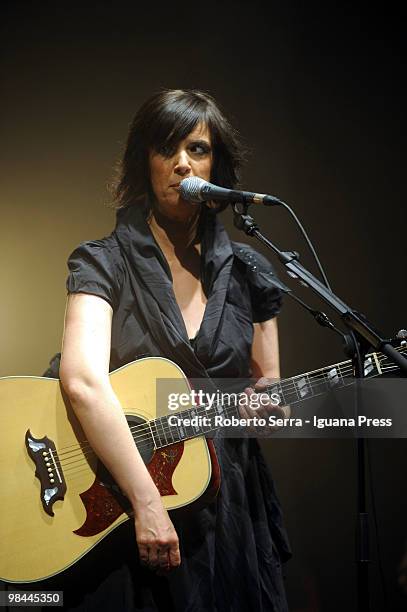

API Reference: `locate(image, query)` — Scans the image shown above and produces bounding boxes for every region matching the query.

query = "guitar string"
[60,349,399,462]
[59,373,403,478]
[61,399,260,478]
[56,361,359,462]
[57,344,405,461]
[61,369,404,481]
[55,354,404,469]
[58,368,403,474]
[60,354,402,480]
[53,349,406,470]
[60,398,247,472]
[57,357,362,459]
[61,405,237,476]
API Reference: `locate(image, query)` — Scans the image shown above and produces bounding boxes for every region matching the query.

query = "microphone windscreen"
[180,176,207,202]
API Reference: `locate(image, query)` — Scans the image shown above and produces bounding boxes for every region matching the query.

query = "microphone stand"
[231,202,407,612]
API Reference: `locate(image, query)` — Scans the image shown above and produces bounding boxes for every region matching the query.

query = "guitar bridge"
[25,429,67,516]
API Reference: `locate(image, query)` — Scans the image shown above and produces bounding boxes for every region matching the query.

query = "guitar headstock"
[375,330,407,376]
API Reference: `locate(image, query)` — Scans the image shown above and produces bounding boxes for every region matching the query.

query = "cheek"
[201,158,213,181]
[149,159,167,192]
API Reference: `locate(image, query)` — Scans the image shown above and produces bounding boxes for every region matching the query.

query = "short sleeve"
[66,238,123,310]
[232,243,283,323]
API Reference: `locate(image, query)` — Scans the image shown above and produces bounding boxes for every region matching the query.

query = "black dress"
[44,205,291,611]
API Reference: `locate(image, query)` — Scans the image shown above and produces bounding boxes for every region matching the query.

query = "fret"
[159,416,169,446]
[148,419,160,448]
[310,370,331,395]
[326,365,345,388]
[165,415,176,444]
[177,418,186,441]
[166,415,182,443]
[337,362,353,382]
[363,355,376,377]
[278,382,300,406]
[224,400,240,419]
[150,345,407,450]
[294,375,313,399]
[214,400,226,418]
[306,374,315,396]
[204,405,215,424]
[183,416,195,439]
[191,409,201,435]
[372,352,382,375]
[147,420,158,449]
[203,411,216,434]
[267,381,287,407]
[279,377,301,404]
[282,362,346,407]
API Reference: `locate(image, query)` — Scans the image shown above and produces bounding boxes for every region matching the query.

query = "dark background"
[1,2,406,610]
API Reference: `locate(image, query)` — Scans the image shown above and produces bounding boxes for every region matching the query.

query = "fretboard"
[137,346,406,449]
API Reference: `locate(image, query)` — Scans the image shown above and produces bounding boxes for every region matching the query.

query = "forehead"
[183,122,211,142]
[148,120,212,159]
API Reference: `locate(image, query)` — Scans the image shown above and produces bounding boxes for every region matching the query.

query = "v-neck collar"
[114,204,234,361]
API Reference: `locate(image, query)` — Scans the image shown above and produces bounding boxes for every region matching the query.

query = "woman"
[58,89,291,611]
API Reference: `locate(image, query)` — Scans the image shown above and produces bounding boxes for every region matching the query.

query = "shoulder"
[67,233,125,310]
[231,241,282,322]
[231,241,277,275]
[68,233,121,265]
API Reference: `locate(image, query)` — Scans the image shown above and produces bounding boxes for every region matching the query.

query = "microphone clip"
[232,202,258,236]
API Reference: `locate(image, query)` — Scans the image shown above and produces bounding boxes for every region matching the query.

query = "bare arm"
[59,293,180,572]
[251,317,281,379]
[241,317,290,420]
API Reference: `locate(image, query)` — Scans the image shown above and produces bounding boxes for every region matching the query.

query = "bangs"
[113,89,245,210]
[147,94,210,157]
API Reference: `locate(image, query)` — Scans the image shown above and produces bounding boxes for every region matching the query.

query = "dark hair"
[112,89,246,211]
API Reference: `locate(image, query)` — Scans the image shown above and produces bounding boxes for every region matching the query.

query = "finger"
[238,404,249,419]
[238,400,252,420]
[158,547,170,569]
[243,388,265,419]
[154,547,173,575]
[254,377,270,391]
[169,543,181,568]
[148,546,159,568]
[238,403,259,434]
[138,544,149,566]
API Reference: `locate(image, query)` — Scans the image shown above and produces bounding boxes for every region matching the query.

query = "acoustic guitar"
[0,346,404,583]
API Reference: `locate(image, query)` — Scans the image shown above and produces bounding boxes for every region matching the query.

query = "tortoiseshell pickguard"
[147,442,184,495]
[74,443,184,537]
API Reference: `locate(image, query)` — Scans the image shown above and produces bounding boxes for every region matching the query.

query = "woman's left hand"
[239,377,290,432]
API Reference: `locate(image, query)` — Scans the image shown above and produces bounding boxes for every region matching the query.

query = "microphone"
[179,176,283,206]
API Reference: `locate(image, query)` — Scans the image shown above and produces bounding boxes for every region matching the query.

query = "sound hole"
[126,415,155,465]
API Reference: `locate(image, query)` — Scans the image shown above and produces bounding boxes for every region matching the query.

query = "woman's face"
[149,122,213,221]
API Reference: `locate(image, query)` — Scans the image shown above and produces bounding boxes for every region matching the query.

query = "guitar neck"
[144,346,405,449]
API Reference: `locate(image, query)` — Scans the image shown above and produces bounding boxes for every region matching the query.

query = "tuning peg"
[396,329,407,347]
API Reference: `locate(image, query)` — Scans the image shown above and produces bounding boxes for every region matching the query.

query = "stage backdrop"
[1,3,406,611]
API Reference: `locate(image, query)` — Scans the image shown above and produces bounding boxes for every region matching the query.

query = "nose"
[173,149,192,177]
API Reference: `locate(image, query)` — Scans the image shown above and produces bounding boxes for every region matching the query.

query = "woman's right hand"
[134,495,181,574]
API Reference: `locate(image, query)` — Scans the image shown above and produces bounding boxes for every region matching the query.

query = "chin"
[156,196,199,222]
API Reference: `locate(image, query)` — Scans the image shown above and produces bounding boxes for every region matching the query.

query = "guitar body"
[0,357,217,583]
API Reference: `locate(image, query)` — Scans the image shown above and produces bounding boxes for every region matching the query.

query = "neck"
[148,207,201,255]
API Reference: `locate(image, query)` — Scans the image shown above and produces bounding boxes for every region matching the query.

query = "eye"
[188,141,211,156]
[157,144,174,158]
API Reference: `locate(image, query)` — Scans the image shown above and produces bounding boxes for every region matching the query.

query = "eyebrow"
[188,138,211,145]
